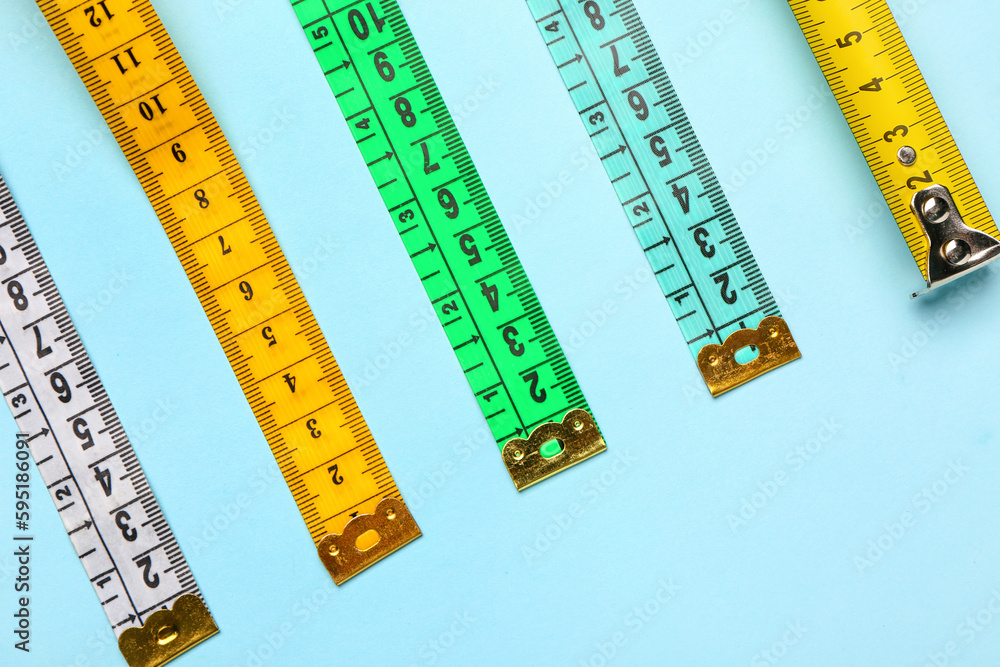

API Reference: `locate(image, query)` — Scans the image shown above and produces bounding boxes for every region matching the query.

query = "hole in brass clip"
[155,625,179,646]
[539,438,565,459]
[355,529,381,551]
[734,345,760,365]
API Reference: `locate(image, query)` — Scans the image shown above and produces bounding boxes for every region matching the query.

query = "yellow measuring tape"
[790,0,1000,294]
[36,0,419,584]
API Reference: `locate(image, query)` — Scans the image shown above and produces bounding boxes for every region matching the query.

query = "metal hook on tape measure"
[911,184,1000,297]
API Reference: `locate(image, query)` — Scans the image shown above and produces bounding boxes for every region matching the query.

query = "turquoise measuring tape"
[526,0,800,395]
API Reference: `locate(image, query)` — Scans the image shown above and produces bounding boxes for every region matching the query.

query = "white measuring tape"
[0,173,216,667]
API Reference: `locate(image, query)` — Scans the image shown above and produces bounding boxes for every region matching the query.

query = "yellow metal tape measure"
[36,0,420,584]
[789,0,1000,295]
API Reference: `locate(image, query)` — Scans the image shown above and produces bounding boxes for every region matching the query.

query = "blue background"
[1,0,999,665]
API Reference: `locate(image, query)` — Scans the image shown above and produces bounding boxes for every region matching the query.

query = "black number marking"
[836,31,862,48]
[714,273,737,305]
[584,1,605,30]
[73,418,95,451]
[50,372,72,404]
[348,2,386,41]
[7,281,28,311]
[421,142,440,175]
[611,44,630,77]
[459,234,481,265]
[33,325,52,359]
[438,188,460,219]
[262,326,277,347]
[138,94,166,121]
[503,326,525,357]
[524,370,547,403]
[194,189,210,209]
[110,47,140,75]
[94,466,112,497]
[328,464,344,485]
[84,1,113,28]
[136,555,160,588]
[115,510,138,542]
[374,51,395,82]
[694,228,715,258]
[481,282,500,312]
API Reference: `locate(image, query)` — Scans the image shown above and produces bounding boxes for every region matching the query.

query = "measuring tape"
[526,0,800,396]
[789,0,1000,295]
[36,0,420,584]
[0,174,216,666]
[289,0,606,490]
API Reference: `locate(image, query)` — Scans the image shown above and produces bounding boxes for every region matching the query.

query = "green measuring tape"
[289,0,605,490]
[526,0,800,396]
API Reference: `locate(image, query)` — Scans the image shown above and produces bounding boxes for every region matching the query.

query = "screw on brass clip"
[911,184,1000,296]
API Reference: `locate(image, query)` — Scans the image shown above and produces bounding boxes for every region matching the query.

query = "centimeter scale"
[36,0,420,584]
[789,0,1000,295]
[0,174,216,667]
[526,0,801,396]
[288,0,607,490]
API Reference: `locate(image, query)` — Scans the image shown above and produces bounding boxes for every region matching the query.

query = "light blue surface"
[0,0,999,665]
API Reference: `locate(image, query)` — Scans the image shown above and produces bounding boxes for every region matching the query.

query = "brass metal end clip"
[118,594,218,667]
[696,316,800,397]
[501,409,606,491]
[910,184,1000,297]
[317,497,421,585]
